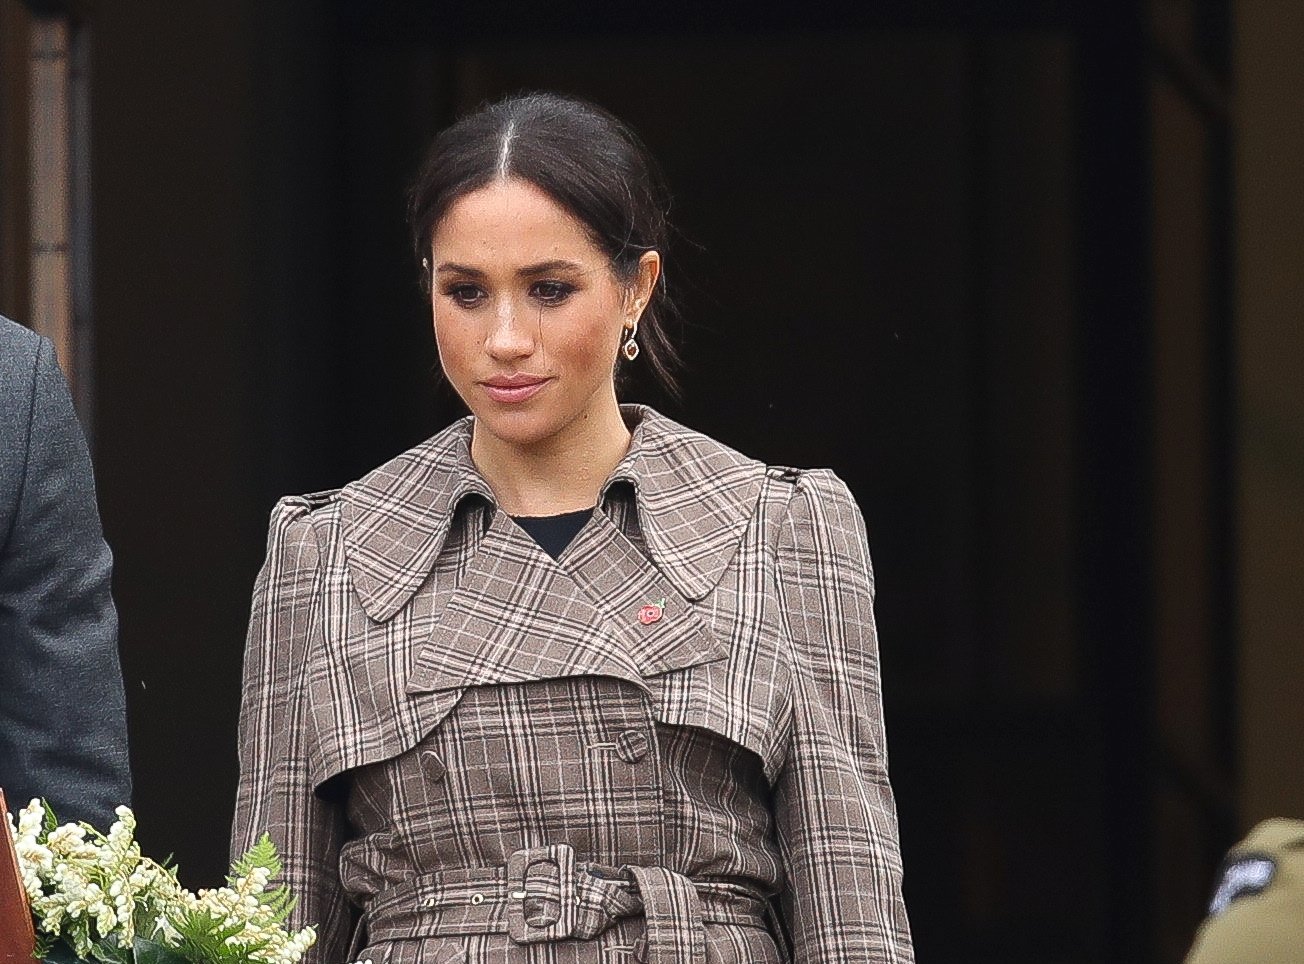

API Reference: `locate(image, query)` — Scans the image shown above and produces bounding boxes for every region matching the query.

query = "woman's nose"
[484,300,535,359]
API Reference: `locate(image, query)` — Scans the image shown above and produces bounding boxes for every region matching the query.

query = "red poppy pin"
[638,598,666,625]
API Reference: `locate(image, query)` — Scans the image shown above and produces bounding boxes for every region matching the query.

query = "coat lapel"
[559,510,728,678]
[339,406,768,658]
[602,407,765,603]
[339,418,490,624]
[405,511,648,694]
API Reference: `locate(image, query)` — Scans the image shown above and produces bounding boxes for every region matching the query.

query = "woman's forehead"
[432,178,599,263]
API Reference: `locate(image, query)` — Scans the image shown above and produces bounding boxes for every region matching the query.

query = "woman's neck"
[470,403,631,516]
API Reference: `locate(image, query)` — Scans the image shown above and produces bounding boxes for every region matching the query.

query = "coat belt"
[360,844,769,964]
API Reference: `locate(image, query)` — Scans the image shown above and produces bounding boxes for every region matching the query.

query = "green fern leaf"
[131,938,191,964]
[169,906,279,964]
[229,835,281,883]
[39,798,59,835]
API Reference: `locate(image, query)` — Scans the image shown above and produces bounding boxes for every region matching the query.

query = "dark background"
[5,1,1304,961]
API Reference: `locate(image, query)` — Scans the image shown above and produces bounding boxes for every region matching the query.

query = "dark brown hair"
[408,92,681,395]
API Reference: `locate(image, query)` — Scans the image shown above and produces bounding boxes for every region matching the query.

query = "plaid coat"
[233,406,913,964]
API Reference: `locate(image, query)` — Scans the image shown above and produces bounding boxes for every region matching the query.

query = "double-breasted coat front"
[232,406,913,964]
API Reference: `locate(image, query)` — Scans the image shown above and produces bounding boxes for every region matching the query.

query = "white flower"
[6,800,315,963]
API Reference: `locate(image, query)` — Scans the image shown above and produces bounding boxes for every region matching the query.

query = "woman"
[233,92,913,964]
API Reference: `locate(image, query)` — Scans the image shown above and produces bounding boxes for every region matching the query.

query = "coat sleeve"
[232,499,354,963]
[772,469,913,963]
[0,333,130,828]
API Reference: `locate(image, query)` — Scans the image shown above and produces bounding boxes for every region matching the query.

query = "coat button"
[616,730,649,763]
[420,749,447,782]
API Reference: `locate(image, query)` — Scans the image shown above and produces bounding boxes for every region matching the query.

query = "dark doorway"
[81,3,1234,962]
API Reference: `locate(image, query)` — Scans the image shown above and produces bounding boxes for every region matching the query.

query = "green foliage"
[170,909,271,964]
[85,940,132,964]
[227,835,295,925]
[35,932,56,960]
[40,799,59,835]
[40,936,87,964]
[229,836,281,883]
[16,802,313,964]
[130,939,191,964]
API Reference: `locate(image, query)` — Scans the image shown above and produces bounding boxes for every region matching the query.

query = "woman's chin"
[470,407,562,451]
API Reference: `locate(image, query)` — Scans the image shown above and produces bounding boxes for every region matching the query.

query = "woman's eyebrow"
[433,261,484,277]
[518,259,587,277]
[433,259,589,278]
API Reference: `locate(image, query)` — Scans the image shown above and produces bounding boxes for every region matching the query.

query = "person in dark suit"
[0,314,130,827]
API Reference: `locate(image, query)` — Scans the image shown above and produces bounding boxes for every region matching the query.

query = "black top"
[511,507,594,560]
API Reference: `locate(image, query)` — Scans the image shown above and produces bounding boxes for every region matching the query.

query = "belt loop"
[622,865,707,964]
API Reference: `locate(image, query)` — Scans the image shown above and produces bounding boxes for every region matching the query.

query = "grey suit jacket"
[0,315,130,826]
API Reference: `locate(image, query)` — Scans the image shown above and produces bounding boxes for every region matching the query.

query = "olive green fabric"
[1186,819,1304,963]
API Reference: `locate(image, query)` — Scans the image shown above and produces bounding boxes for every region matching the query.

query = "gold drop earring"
[622,310,641,362]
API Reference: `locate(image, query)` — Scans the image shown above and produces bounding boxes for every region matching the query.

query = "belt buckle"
[506,843,578,944]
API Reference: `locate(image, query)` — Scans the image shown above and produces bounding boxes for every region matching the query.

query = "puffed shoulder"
[268,489,343,523]
[260,490,341,554]
[770,464,887,782]
[241,495,341,753]
[252,493,344,610]
[776,467,875,593]
[789,466,868,516]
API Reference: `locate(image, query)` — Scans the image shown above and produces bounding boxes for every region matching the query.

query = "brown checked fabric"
[232,406,913,964]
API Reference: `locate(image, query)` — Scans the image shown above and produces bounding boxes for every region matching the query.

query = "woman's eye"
[445,284,485,308]
[531,280,574,305]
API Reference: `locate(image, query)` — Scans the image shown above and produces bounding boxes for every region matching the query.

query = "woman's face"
[429,177,655,451]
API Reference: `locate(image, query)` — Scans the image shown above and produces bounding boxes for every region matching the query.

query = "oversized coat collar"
[339,405,766,623]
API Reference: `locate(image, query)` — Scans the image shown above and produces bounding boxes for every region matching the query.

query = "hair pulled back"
[409,92,681,396]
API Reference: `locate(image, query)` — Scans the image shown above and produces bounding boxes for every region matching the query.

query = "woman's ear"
[630,250,661,318]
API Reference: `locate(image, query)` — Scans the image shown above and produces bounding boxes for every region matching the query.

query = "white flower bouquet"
[3,798,315,964]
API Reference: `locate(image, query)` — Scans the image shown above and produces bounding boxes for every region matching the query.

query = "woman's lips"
[480,376,550,404]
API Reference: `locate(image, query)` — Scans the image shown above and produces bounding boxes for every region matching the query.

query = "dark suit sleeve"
[0,335,131,827]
